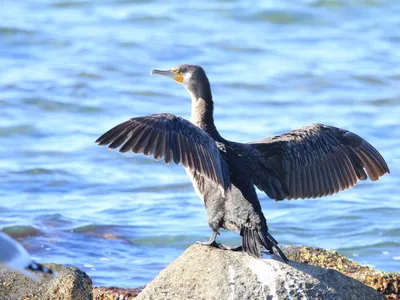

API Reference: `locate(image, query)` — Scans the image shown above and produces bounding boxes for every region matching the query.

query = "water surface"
[1,0,399,287]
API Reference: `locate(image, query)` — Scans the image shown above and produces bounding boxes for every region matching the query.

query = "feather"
[247,123,388,200]
[96,113,230,190]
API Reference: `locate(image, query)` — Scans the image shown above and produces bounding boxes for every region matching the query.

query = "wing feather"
[247,124,389,200]
[307,163,317,198]
[180,136,190,168]
[299,166,307,198]
[143,129,159,156]
[163,131,173,164]
[331,151,345,191]
[133,126,153,153]
[96,113,230,190]
[328,153,340,194]
[118,124,144,152]
[154,131,166,160]
[97,120,131,146]
[170,131,180,164]
[108,123,138,150]
[200,146,213,179]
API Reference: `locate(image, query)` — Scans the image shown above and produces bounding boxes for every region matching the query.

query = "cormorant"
[96,64,389,263]
[0,232,54,278]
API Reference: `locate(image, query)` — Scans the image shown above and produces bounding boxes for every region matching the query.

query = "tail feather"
[241,227,289,264]
[261,231,289,264]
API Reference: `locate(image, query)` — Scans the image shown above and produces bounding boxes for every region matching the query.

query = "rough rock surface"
[135,244,384,300]
[93,286,144,300]
[283,245,400,299]
[0,263,92,300]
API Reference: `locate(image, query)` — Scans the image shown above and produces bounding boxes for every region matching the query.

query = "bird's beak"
[150,69,184,83]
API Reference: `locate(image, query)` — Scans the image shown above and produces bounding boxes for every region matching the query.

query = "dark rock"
[0,264,92,300]
[135,244,385,300]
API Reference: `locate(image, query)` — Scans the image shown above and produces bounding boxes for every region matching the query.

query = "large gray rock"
[0,264,92,300]
[136,244,385,300]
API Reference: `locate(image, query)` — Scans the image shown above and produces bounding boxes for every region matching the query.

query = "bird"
[96,64,389,263]
[0,232,54,279]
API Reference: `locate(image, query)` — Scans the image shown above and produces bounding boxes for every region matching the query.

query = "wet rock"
[93,286,144,299]
[135,244,384,300]
[1,226,43,238]
[0,263,92,300]
[283,245,400,299]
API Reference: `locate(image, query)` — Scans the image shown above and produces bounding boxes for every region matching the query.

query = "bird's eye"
[171,68,181,75]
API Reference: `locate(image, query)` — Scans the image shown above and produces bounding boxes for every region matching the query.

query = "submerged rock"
[135,244,384,300]
[0,264,92,300]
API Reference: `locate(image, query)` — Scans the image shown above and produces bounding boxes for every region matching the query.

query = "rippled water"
[1,0,399,288]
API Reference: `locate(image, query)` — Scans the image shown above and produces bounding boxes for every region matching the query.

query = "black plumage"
[96,64,389,263]
[97,114,230,190]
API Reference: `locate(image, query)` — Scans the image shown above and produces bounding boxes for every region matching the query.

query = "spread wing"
[96,113,230,190]
[248,124,389,200]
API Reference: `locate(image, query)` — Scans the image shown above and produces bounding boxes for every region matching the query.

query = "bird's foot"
[196,240,229,250]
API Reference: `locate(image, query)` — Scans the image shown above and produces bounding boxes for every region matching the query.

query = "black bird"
[96,64,389,263]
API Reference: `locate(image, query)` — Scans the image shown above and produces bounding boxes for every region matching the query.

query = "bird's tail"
[241,227,289,264]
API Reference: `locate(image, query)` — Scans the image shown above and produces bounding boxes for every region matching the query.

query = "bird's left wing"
[96,113,230,190]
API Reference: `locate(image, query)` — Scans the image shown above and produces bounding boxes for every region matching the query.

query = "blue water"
[1,0,399,288]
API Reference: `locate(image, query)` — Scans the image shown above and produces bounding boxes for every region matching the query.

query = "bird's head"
[150,64,210,98]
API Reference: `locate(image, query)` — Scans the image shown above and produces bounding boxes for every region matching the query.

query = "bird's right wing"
[247,124,389,200]
[96,113,230,190]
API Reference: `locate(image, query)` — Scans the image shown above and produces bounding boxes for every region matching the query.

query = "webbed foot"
[196,231,229,250]
[196,240,228,249]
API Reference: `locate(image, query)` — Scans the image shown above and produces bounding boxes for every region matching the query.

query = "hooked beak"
[150,69,184,83]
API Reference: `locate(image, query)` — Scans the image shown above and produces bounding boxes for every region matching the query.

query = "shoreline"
[92,245,399,299]
[1,245,398,299]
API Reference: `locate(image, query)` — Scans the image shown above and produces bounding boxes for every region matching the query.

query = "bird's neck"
[188,89,223,141]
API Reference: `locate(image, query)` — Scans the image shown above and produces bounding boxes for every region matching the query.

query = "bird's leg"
[196,231,228,249]
[196,231,218,247]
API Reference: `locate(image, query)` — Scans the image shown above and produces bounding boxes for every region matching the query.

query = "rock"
[0,263,92,300]
[93,286,144,300]
[282,245,400,299]
[135,244,385,300]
